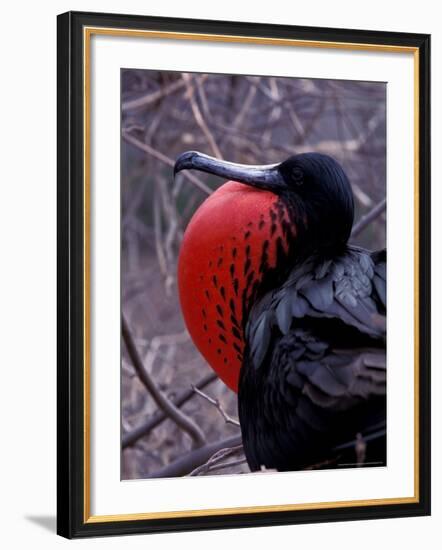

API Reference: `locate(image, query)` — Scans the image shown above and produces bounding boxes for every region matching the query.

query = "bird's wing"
[246,246,386,371]
[279,329,385,445]
[241,248,387,469]
[283,335,386,413]
[241,324,386,470]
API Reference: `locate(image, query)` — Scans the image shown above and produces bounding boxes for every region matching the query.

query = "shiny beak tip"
[174,150,198,177]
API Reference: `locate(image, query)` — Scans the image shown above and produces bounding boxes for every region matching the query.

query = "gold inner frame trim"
[83,26,420,524]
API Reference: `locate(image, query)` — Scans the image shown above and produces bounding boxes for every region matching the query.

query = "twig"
[146,435,243,478]
[296,97,326,145]
[122,130,212,195]
[195,75,213,122]
[192,386,240,427]
[183,74,222,159]
[122,314,206,448]
[286,103,306,142]
[188,444,244,476]
[153,187,168,277]
[351,183,373,208]
[144,100,169,145]
[153,177,180,294]
[205,458,247,473]
[220,79,259,150]
[261,78,282,148]
[233,79,259,129]
[122,78,186,111]
[122,372,218,448]
[351,198,386,238]
[158,176,180,262]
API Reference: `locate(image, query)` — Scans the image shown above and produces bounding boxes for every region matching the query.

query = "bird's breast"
[178,181,294,392]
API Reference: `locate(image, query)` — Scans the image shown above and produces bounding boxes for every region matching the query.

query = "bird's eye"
[291,167,304,186]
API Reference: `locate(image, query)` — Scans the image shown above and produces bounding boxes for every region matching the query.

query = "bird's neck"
[280,191,351,260]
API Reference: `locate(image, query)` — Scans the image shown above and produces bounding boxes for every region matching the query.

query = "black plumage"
[239,247,386,471]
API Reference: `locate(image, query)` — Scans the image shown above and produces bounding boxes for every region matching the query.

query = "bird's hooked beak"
[174,151,286,192]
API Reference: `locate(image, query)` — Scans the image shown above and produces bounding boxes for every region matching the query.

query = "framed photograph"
[57,11,431,538]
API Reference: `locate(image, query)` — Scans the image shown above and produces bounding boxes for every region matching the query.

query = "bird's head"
[174,151,354,391]
[175,151,354,253]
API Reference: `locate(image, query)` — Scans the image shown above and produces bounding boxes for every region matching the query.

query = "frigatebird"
[174,151,386,472]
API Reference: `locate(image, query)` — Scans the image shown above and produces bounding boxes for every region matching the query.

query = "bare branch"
[260,78,282,148]
[122,130,212,195]
[192,385,240,427]
[188,444,245,476]
[195,75,213,121]
[152,187,168,278]
[122,314,207,448]
[146,435,243,478]
[153,176,181,294]
[351,198,386,238]
[204,458,248,474]
[233,79,259,129]
[123,372,217,448]
[122,78,186,112]
[183,74,222,159]
[220,79,259,150]
[144,100,169,145]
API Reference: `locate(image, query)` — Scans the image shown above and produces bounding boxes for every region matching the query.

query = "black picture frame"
[57,10,431,539]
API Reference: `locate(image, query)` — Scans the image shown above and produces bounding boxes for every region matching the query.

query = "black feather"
[239,246,386,472]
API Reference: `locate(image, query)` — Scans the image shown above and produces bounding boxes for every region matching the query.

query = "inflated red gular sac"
[174,151,386,472]
[175,153,299,392]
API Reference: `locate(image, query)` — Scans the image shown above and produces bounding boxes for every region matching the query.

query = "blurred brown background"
[121,70,386,480]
